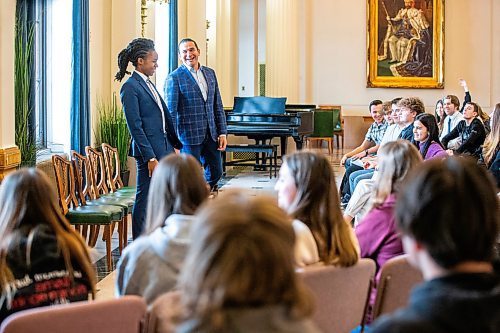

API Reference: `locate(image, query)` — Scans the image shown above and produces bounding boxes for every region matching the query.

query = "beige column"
[213,0,239,106]
[0,0,21,181]
[265,0,299,103]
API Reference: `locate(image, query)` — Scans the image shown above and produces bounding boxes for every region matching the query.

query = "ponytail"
[115,38,156,82]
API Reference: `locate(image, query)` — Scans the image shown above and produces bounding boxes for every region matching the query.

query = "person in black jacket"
[370,157,500,333]
[441,102,486,158]
[0,169,96,322]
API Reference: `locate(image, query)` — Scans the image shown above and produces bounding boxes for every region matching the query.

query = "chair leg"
[104,225,112,270]
[328,138,333,155]
[89,226,100,247]
[123,214,129,249]
[118,218,124,254]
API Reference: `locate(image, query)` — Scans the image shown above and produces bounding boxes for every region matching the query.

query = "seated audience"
[147,191,320,333]
[442,101,487,159]
[434,98,446,134]
[479,103,500,188]
[413,113,448,160]
[0,169,95,322]
[348,98,404,196]
[275,150,359,267]
[370,157,500,333]
[439,94,464,149]
[339,100,388,205]
[115,154,209,304]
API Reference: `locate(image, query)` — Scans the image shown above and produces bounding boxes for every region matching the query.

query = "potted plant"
[94,93,131,185]
[14,15,37,167]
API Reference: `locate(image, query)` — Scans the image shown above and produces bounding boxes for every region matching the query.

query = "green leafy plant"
[14,16,36,167]
[94,93,131,172]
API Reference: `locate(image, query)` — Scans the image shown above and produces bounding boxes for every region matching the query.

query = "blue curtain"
[168,0,178,73]
[71,0,90,154]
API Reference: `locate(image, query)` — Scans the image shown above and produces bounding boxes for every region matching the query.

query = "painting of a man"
[377,0,433,77]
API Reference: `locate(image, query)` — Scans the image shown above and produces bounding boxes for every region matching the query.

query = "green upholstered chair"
[52,154,123,269]
[307,110,336,154]
[72,150,133,253]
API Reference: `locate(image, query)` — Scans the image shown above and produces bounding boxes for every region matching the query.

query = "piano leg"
[280,136,287,158]
[293,136,304,150]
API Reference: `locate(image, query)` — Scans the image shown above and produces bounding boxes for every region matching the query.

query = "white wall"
[307,0,499,115]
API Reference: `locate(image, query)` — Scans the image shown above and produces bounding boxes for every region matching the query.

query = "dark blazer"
[165,64,227,146]
[121,72,182,163]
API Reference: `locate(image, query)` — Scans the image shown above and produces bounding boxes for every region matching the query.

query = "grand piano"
[225,96,315,157]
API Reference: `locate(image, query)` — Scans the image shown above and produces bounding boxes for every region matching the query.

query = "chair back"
[85,146,111,195]
[0,296,147,333]
[52,155,79,215]
[71,150,97,204]
[101,143,124,191]
[311,110,334,137]
[298,258,376,333]
[372,254,424,320]
[332,108,342,131]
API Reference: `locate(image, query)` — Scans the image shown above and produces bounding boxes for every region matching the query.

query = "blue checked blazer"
[120,72,182,163]
[165,64,227,146]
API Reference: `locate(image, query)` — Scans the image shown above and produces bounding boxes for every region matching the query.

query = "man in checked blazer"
[165,38,228,190]
[116,38,182,239]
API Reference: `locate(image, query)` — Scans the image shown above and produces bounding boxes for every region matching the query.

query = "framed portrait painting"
[367,0,444,88]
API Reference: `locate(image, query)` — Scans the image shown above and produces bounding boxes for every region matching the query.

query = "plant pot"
[121,169,130,186]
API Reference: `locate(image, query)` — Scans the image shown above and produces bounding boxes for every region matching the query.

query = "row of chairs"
[52,144,136,269]
[0,256,422,333]
[302,255,423,333]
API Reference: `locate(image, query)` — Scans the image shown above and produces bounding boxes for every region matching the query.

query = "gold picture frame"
[367,0,444,88]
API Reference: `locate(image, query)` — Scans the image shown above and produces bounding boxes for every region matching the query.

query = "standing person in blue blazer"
[165,38,228,190]
[115,38,182,239]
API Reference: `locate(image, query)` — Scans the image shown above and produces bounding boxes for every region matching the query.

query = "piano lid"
[232,96,287,114]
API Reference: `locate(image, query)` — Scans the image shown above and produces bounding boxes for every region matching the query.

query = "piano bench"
[223,144,279,179]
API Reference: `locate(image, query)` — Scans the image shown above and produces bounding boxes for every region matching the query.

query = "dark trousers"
[181,134,222,189]
[132,139,173,239]
[339,158,363,203]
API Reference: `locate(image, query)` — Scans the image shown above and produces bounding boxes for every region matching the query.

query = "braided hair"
[415,113,444,159]
[115,38,155,82]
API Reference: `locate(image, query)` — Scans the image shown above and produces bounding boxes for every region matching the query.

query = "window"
[34,0,73,155]
[154,2,170,95]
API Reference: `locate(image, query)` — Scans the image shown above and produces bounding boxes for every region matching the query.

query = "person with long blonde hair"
[147,191,320,333]
[116,154,209,304]
[0,169,95,322]
[275,150,359,267]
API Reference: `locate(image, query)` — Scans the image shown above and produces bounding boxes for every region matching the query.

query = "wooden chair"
[0,296,147,333]
[372,254,424,320]
[52,155,122,269]
[71,150,133,253]
[101,143,136,197]
[298,258,376,333]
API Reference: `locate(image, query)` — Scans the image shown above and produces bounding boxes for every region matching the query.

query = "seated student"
[434,98,446,135]
[458,78,491,134]
[442,101,487,159]
[439,95,464,149]
[397,96,425,142]
[275,150,359,267]
[339,100,388,205]
[370,157,500,333]
[115,154,209,305]
[355,140,422,321]
[147,191,320,333]
[479,103,500,188]
[413,113,448,160]
[0,169,96,322]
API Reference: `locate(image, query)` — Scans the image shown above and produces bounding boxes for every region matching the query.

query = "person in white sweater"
[115,153,209,304]
[275,150,359,267]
